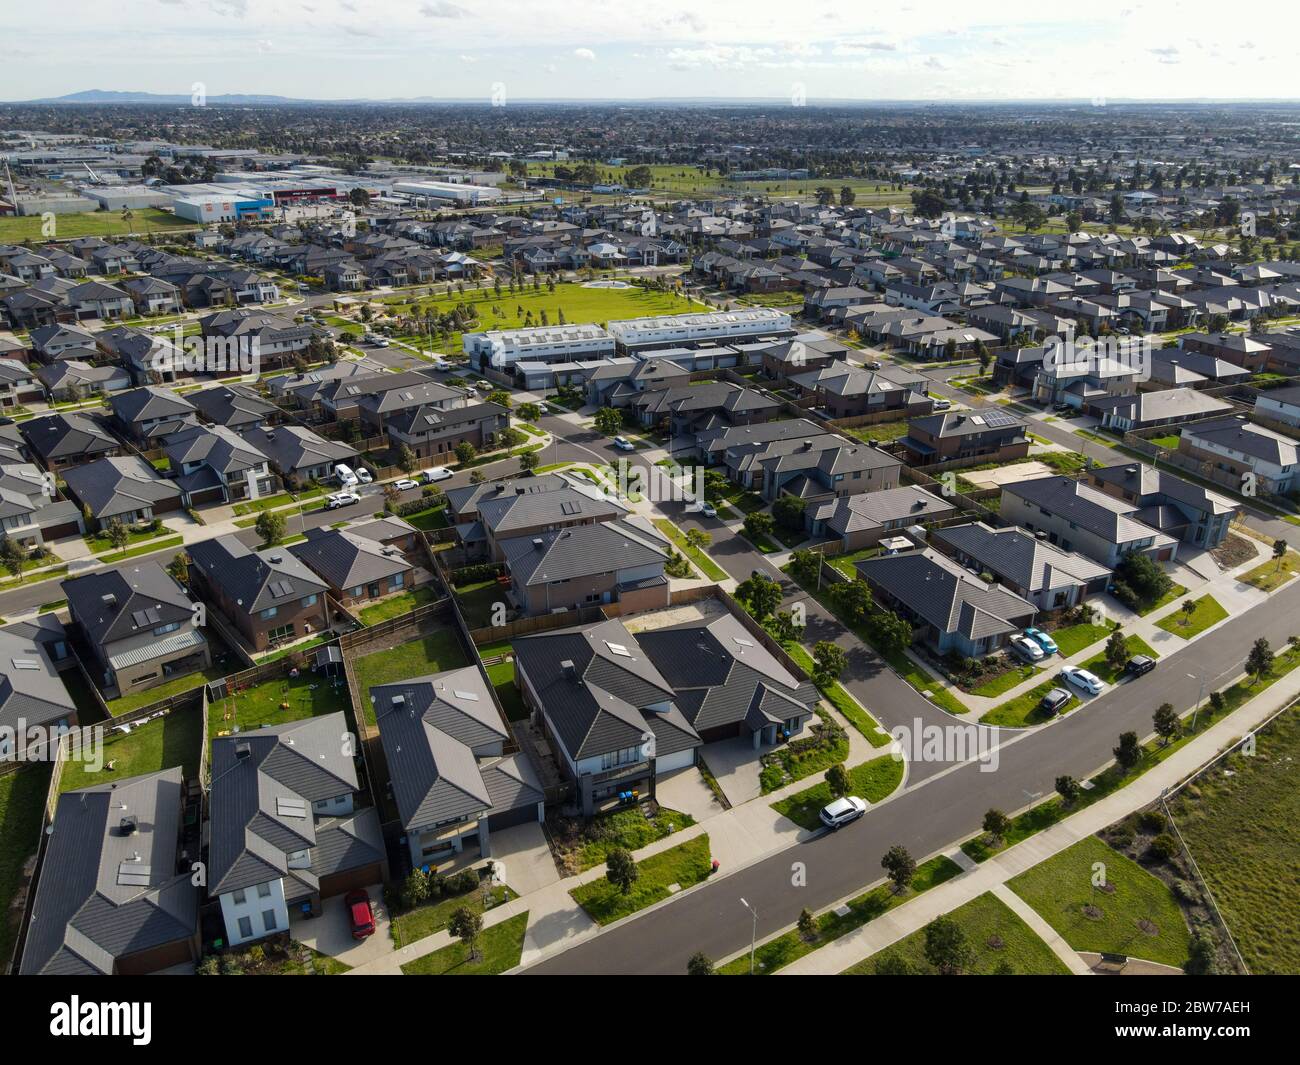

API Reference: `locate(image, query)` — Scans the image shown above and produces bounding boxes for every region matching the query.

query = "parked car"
[334,463,358,487]
[1061,665,1105,695]
[1023,627,1059,655]
[1009,634,1045,663]
[931,398,952,411]
[1125,654,1156,678]
[392,478,419,491]
[326,490,361,510]
[820,796,868,829]
[355,467,373,485]
[429,358,452,371]
[345,889,375,940]
[864,359,882,370]
[421,466,453,483]
[373,338,390,347]
[1039,687,1072,716]
[474,380,493,392]
[613,436,636,451]
[685,499,717,519]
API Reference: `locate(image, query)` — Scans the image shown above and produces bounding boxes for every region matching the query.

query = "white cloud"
[573,47,596,61]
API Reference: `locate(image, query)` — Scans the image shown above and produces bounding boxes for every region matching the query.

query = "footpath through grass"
[569,834,712,926]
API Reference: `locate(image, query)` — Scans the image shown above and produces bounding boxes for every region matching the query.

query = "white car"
[819,796,868,830]
[326,490,361,510]
[1009,635,1045,663]
[932,398,952,411]
[355,467,373,485]
[685,500,717,518]
[474,380,493,392]
[1061,665,1105,696]
[430,358,452,371]
[613,436,636,452]
[392,479,419,491]
[422,466,453,483]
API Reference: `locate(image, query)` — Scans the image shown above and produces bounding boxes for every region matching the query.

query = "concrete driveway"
[489,822,560,896]
[291,883,394,967]
[699,736,763,807]
[656,765,727,822]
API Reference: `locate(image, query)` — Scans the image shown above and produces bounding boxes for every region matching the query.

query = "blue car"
[1023,627,1059,655]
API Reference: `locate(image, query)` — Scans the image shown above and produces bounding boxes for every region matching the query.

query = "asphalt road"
[525,572,1300,974]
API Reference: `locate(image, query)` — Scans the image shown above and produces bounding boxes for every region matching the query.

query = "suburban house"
[498,516,671,615]
[208,714,387,947]
[854,548,1038,658]
[20,768,200,975]
[62,562,211,699]
[160,423,278,506]
[289,526,414,606]
[186,538,331,651]
[444,473,573,525]
[1178,332,1271,372]
[931,521,1113,612]
[1000,474,1180,566]
[1093,387,1234,432]
[465,479,626,561]
[109,386,200,446]
[0,360,43,407]
[759,334,851,383]
[629,380,780,434]
[237,425,358,489]
[788,362,932,419]
[20,411,122,473]
[186,382,279,430]
[809,484,956,549]
[61,455,183,530]
[0,616,79,761]
[899,409,1030,467]
[1148,349,1251,389]
[383,399,510,461]
[1253,384,1300,430]
[694,417,827,466]
[1086,462,1239,549]
[1031,352,1143,411]
[36,360,132,402]
[1173,415,1300,495]
[751,437,902,504]
[372,666,544,866]
[0,462,84,547]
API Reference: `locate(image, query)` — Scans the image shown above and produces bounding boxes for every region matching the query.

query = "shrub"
[1185,928,1218,975]
[1172,879,1202,905]
[1138,810,1167,834]
[1148,832,1180,862]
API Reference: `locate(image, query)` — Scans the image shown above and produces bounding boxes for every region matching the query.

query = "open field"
[0,208,193,242]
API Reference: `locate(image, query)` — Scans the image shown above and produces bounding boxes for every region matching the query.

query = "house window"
[257,882,271,898]
[392,573,403,589]
[260,606,278,619]
[232,888,246,905]
[238,916,253,939]
[268,623,295,642]
[153,622,181,636]
[262,910,277,933]
[300,594,318,607]
[351,585,364,597]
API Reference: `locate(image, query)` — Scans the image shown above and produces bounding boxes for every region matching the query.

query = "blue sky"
[3,0,1296,102]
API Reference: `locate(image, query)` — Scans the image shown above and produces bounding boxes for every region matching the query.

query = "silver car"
[819,796,868,829]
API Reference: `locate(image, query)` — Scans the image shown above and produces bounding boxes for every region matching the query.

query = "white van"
[335,463,359,487]
[422,466,453,484]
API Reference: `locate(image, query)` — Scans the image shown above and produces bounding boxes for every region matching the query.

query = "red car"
[345,889,375,939]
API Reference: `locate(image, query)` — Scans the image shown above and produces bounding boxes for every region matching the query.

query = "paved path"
[991,883,1093,975]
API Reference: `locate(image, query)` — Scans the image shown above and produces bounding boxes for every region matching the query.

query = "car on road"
[931,398,952,411]
[684,499,717,518]
[474,380,493,392]
[429,358,452,371]
[1060,665,1105,695]
[1023,627,1059,655]
[391,478,419,491]
[421,466,453,483]
[864,359,882,370]
[1125,654,1156,678]
[819,796,868,829]
[1009,634,1045,663]
[1038,687,1072,716]
[326,490,361,510]
[345,889,375,940]
[613,436,636,451]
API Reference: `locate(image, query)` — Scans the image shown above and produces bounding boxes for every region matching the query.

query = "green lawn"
[209,669,352,740]
[455,579,504,629]
[1136,582,1188,617]
[1008,835,1192,968]
[1167,707,1300,974]
[1079,634,1160,684]
[759,713,849,793]
[844,420,911,445]
[980,675,1080,728]
[94,535,183,561]
[969,664,1040,698]
[403,503,450,531]
[652,518,727,581]
[105,663,227,716]
[845,892,1072,975]
[566,806,698,872]
[357,585,439,626]
[485,659,527,721]
[392,884,514,947]
[1155,594,1228,639]
[0,208,192,242]
[569,835,712,926]
[84,523,171,552]
[231,488,326,517]
[59,704,203,793]
[1051,621,1116,658]
[770,754,905,829]
[352,628,469,725]
[783,643,889,748]
[1239,550,1300,592]
[720,855,962,975]
[399,912,529,975]
[0,764,52,968]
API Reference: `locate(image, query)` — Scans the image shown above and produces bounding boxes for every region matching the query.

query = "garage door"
[654,748,696,774]
[319,861,384,899]
[487,802,540,831]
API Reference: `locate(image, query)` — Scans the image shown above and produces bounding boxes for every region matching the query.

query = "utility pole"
[740,897,758,975]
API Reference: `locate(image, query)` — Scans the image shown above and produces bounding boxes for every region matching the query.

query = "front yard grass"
[550,804,697,875]
[352,628,469,725]
[968,663,1040,698]
[845,891,1072,975]
[0,764,52,968]
[980,676,1079,728]
[1136,582,1188,617]
[770,754,905,830]
[783,643,889,748]
[1238,550,1300,593]
[1155,594,1228,639]
[652,518,727,581]
[399,911,529,975]
[357,584,438,626]
[1079,634,1160,684]
[719,854,962,975]
[392,884,514,947]
[59,704,203,793]
[1051,620,1116,658]
[569,834,712,926]
[93,534,183,561]
[1008,835,1192,968]
[759,713,850,793]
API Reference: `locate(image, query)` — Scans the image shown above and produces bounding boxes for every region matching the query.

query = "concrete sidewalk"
[772,664,1300,975]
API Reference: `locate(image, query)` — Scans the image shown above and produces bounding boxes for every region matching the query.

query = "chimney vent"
[119,816,138,836]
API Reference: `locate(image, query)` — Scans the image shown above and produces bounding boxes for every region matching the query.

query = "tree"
[835,579,874,627]
[871,610,912,656]
[454,440,477,466]
[743,510,775,543]
[498,426,525,454]
[1113,730,1142,773]
[1055,775,1080,805]
[736,571,782,621]
[447,906,483,962]
[923,915,973,975]
[797,907,819,942]
[486,389,512,409]
[255,510,286,546]
[397,443,418,474]
[767,609,804,645]
[826,763,851,800]
[874,954,914,975]
[166,552,189,585]
[517,401,541,422]
[1179,599,1197,629]
[402,868,430,909]
[518,450,539,474]
[813,641,847,685]
[976,339,991,376]
[880,844,916,895]
[1153,702,1179,746]
[685,527,711,552]
[0,536,26,583]
[772,494,807,532]
[789,547,821,585]
[982,808,1010,845]
[106,517,131,557]
[1247,637,1274,683]
[1274,538,1288,572]
[605,847,638,895]
[1113,553,1171,611]
[593,406,623,436]
[1104,628,1130,672]
[1185,929,1218,975]
[686,951,715,975]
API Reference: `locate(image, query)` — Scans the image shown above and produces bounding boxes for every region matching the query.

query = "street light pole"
[740,897,758,975]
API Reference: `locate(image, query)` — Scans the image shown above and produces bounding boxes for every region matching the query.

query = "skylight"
[604,641,632,657]
[452,689,480,701]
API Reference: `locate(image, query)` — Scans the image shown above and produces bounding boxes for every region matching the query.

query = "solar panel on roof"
[116,861,152,887]
[130,610,150,627]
